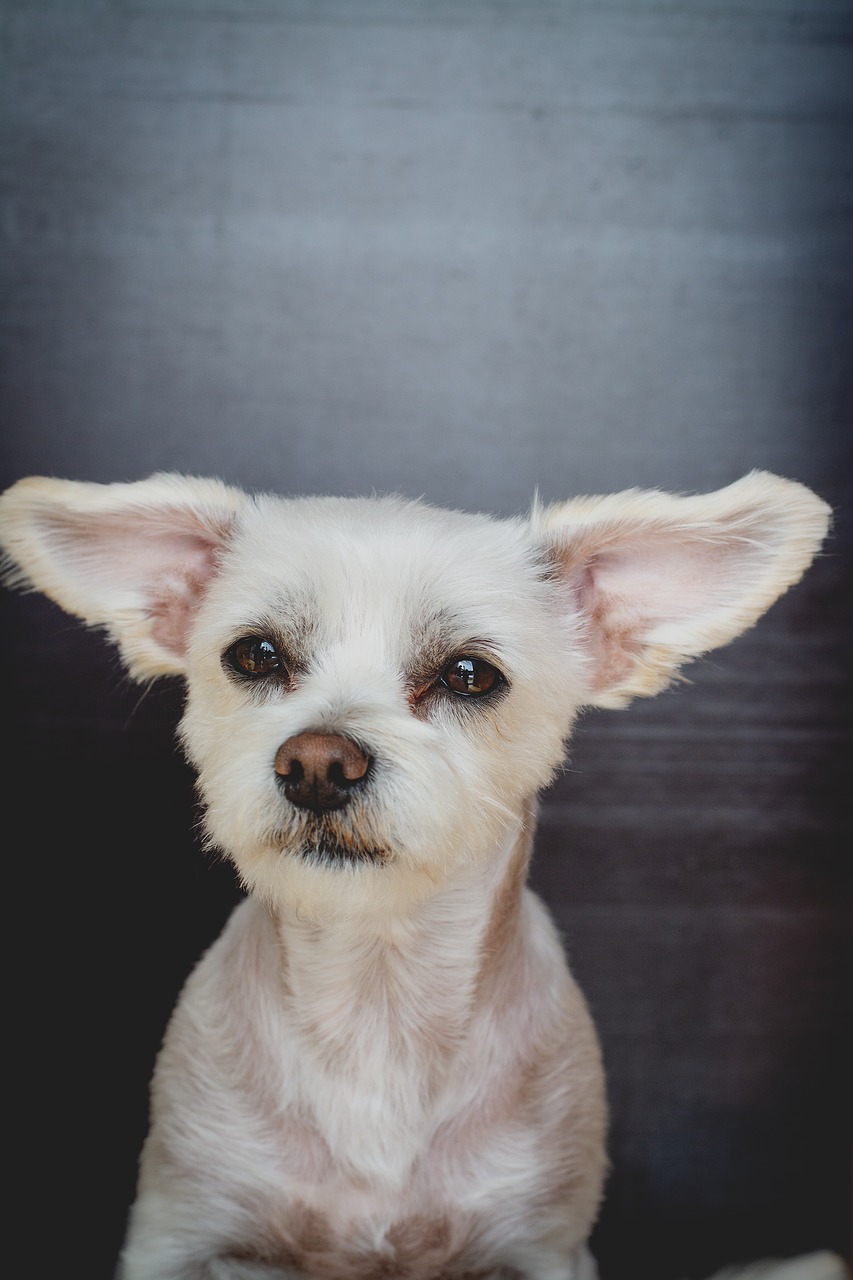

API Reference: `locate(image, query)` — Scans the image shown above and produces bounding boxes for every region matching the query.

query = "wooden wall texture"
[1,3,850,1278]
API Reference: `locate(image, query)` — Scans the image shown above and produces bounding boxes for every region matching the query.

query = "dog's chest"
[261,1028,561,1275]
[236,1118,538,1279]
[172,900,545,1274]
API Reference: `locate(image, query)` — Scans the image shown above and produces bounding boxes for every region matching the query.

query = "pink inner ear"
[571,529,769,694]
[598,532,759,608]
[45,509,227,661]
[145,535,222,659]
[590,537,733,618]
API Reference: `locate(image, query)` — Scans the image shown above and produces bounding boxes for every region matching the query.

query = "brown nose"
[274,732,371,812]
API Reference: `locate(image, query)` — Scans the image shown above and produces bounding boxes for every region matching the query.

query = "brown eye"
[441,656,503,697]
[226,636,285,678]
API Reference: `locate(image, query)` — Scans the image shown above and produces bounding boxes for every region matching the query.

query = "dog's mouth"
[263,804,390,870]
[267,813,388,869]
[297,830,388,869]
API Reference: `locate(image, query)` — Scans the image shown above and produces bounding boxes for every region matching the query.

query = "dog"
[0,470,832,1280]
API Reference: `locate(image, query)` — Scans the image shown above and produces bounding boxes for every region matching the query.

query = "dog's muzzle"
[274,732,372,814]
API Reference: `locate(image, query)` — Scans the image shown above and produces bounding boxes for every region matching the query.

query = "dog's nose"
[274,732,371,812]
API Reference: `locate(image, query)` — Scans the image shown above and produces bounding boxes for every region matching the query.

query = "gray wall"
[1,3,851,1279]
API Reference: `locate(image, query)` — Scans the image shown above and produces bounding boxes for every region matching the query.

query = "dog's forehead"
[211,493,545,648]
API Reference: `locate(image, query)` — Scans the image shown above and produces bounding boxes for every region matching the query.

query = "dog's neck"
[264,805,538,1184]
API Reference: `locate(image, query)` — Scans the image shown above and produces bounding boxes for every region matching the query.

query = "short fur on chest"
[0,470,830,1280]
[143,864,604,1278]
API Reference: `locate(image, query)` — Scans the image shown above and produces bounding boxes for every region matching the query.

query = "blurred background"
[1,2,851,1278]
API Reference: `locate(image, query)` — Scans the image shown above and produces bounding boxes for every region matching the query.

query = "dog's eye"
[441,656,503,698]
[226,636,285,678]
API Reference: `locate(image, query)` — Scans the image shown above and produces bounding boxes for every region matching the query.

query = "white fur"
[0,471,832,1280]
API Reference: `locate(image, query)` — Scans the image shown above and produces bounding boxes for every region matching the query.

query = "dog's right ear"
[0,473,248,680]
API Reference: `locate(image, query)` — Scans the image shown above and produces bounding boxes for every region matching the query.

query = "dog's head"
[0,472,829,919]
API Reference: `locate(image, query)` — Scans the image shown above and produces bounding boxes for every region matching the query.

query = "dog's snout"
[274,732,371,813]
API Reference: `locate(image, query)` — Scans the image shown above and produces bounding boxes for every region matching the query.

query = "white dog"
[0,471,833,1280]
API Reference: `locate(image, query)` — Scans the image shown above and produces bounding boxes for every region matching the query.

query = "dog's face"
[179,495,586,917]
[0,470,830,920]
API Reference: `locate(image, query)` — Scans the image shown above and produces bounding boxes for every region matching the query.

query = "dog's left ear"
[533,471,831,709]
[0,473,249,680]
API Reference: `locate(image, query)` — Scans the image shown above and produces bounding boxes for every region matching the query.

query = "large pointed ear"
[0,473,249,680]
[533,471,831,710]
